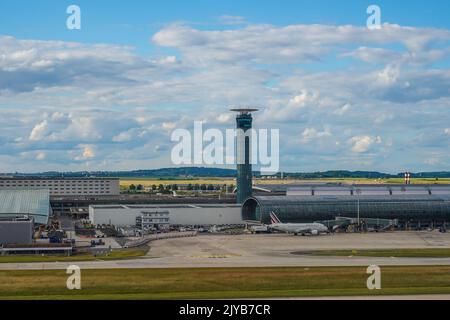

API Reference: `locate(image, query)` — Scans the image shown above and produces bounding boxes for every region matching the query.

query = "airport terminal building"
[243,185,450,227]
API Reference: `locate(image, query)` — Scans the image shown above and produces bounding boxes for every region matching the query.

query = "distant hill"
[413,172,450,178]
[6,168,450,179]
[279,171,450,179]
[10,167,237,178]
[284,170,396,179]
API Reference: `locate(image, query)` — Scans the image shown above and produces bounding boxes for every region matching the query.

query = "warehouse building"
[0,189,51,225]
[0,177,120,196]
[89,204,242,227]
[0,216,34,245]
[242,194,450,226]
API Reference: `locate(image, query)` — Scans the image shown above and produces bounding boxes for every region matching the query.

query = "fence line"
[125,231,198,248]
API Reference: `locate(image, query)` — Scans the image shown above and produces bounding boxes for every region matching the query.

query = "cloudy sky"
[0,0,450,173]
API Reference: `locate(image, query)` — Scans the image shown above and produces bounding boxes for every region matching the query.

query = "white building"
[89,204,243,227]
[0,177,120,196]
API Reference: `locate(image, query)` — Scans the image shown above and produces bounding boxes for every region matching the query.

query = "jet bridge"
[317,216,398,232]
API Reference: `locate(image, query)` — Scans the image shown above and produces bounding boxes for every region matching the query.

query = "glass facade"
[242,195,450,224]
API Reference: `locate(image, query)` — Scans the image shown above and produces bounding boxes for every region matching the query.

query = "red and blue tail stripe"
[270,212,281,224]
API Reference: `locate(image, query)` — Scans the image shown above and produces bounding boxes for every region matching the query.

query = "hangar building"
[0,189,51,225]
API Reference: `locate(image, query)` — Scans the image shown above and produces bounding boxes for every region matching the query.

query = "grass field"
[307,248,450,258]
[1,266,450,299]
[119,177,450,188]
[0,248,148,264]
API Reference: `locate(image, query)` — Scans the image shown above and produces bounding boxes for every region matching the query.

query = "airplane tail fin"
[270,211,282,225]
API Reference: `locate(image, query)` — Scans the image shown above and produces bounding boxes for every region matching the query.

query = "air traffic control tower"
[231,108,258,203]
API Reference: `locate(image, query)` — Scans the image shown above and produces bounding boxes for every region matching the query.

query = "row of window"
[0,180,119,195]
[140,219,170,223]
[0,182,112,186]
[50,191,111,194]
[1,186,110,191]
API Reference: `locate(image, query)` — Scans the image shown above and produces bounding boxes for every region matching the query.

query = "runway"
[1,231,450,270]
[3,254,450,270]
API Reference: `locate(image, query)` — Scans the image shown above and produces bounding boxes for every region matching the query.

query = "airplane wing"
[293,226,311,234]
[293,226,321,235]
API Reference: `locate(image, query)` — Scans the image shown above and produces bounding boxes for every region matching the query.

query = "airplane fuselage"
[270,222,329,235]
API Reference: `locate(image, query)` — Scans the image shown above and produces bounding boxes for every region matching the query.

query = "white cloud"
[162,122,176,130]
[74,144,96,161]
[333,103,351,116]
[301,127,332,143]
[377,65,401,86]
[348,135,382,153]
[0,36,153,94]
[342,47,402,64]
[43,115,102,142]
[288,91,318,108]
[152,23,450,65]
[36,151,46,161]
[157,55,177,65]
[1,20,450,172]
[373,112,394,124]
[216,113,232,123]
[29,120,48,141]
[112,131,133,142]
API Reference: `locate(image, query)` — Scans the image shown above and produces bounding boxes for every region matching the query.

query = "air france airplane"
[269,212,329,236]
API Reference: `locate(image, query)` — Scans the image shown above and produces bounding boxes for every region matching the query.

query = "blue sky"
[0,0,450,173]
[2,1,450,51]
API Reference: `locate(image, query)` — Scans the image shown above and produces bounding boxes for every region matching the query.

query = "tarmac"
[1,231,450,270]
